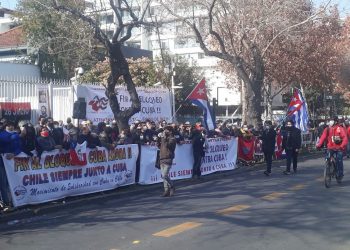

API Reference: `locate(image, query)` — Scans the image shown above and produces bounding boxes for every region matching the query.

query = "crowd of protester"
[1,115,342,207]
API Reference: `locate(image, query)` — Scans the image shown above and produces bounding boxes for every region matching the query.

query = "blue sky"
[314,0,350,15]
[1,0,18,9]
[1,0,349,15]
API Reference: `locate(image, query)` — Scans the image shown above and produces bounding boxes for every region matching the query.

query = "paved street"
[1,156,350,250]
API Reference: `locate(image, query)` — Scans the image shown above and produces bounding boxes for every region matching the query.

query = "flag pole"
[299,82,311,118]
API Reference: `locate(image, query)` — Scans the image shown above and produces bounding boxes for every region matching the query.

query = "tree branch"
[208,0,226,53]
[261,0,332,57]
[52,1,111,50]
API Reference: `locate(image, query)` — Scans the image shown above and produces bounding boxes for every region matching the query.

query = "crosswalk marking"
[216,205,251,215]
[288,184,306,191]
[153,222,202,237]
[261,192,288,200]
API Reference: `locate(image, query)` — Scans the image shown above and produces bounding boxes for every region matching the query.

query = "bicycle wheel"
[324,161,332,188]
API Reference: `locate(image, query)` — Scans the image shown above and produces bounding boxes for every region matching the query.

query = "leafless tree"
[159,0,331,125]
[49,0,152,129]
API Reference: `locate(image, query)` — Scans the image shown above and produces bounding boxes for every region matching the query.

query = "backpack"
[326,127,343,145]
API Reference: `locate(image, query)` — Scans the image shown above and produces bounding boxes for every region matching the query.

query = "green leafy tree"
[17,0,100,79]
[17,0,154,130]
[172,58,202,115]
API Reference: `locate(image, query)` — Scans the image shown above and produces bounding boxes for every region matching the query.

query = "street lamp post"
[171,70,176,122]
[165,62,182,123]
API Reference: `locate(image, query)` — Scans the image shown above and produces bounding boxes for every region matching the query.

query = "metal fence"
[0,76,75,123]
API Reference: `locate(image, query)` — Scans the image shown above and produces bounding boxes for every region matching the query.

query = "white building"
[0,7,40,77]
[85,0,238,112]
[0,7,15,33]
[86,0,286,119]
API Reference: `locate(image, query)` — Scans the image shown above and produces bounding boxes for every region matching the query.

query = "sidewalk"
[0,151,322,224]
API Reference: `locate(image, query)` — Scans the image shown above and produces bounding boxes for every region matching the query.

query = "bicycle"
[324,149,342,188]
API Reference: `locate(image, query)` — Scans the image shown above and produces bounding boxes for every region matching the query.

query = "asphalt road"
[1,156,350,250]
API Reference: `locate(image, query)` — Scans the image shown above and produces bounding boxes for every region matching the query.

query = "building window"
[127,42,141,49]
[161,40,169,49]
[106,14,114,24]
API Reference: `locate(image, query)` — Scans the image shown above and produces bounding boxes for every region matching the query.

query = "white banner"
[138,137,237,185]
[75,85,172,124]
[2,145,139,207]
[138,141,194,185]
[201,137,237,175]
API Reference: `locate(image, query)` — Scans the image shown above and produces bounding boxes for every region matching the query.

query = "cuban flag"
[69,141,87,166]
[186,79,216,130]
[286,88,309,132]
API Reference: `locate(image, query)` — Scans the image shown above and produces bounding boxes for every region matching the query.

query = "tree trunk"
[106,42,141,131]
[242,79,263,126]
[237,43,264,127]
[265,82,273,121]
[267,96,273,121]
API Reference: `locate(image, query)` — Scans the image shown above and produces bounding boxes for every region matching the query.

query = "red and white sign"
[0,102,31,120]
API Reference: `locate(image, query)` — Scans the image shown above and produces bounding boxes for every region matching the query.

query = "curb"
[0,152,322,224]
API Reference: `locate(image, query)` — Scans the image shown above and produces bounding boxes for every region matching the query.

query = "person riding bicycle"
[316,116,348,180]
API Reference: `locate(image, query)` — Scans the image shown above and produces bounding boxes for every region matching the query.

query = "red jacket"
[347,126,350,138]
[317,125,348,151]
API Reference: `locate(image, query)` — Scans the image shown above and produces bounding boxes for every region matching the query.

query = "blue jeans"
[328,150,344,177]
[0,158,11,206]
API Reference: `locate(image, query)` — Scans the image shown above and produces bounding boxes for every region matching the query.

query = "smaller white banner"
[76,85,172,124]
[201,137,237,175]
[138,141,194,185]
[138,137,237,185]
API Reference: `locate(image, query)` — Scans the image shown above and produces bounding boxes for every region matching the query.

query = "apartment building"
[85,0,239,113]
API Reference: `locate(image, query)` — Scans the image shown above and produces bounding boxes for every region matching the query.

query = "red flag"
[238,137,255,163]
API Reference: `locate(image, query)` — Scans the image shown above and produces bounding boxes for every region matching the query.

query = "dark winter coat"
[77,132,101,149]
[52,127,64,146]
[191,130,206,157]
[21,124,36,156]
[282,126,302,151]
[159,133,176,165]
[260,128,276,153]
[36,136,56,157]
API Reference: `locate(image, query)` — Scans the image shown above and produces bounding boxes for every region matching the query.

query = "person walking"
[191,125,206,180]
[261,120,276,176]
[282,119,302,175]
[159,125,177,197]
